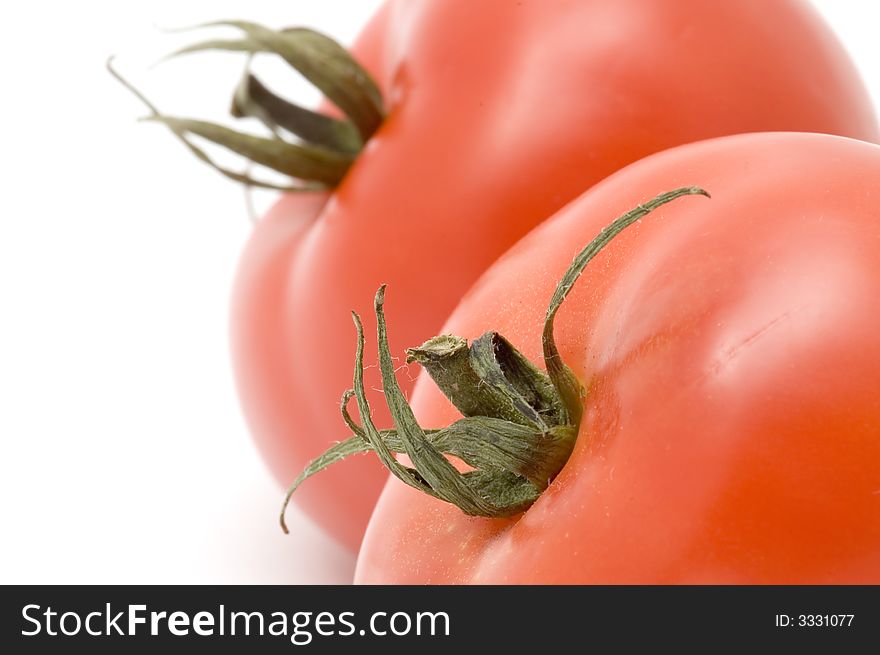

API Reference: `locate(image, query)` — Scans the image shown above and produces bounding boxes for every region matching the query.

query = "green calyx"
[109,21,384,191]
[280,186,710,533]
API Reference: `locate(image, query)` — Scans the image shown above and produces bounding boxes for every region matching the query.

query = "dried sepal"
[280,187,711,531]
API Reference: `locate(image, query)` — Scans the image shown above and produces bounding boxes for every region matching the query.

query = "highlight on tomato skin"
[353,131,880,584]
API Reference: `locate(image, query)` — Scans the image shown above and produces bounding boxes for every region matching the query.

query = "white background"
[1,1,878,584]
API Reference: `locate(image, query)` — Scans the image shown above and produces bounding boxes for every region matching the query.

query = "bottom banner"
[2,586,877,652]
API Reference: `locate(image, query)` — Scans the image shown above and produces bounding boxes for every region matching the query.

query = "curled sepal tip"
[541,186,710,426]
[280,187,710,531]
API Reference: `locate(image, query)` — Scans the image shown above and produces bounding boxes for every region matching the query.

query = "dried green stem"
[232,71,362,153]
[279,187,709,532]
[111,21,385,191]
[170,22,384,141]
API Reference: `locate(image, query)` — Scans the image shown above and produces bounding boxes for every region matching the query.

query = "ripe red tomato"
[353,132,880,583]
[232,0,878,549]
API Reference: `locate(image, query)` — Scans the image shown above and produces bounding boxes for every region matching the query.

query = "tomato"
[351,132,880,583]
[232,0,878,550]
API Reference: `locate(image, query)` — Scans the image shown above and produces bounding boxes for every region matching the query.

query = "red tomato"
[232,0,878,549]
[353,132,880,583]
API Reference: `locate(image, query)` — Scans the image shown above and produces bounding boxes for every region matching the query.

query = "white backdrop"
[1,1,877,584]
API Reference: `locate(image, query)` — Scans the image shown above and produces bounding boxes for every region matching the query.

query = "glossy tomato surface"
[355,132,880,583]
[232,0,878,549]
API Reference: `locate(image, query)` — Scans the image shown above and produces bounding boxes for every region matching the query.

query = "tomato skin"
[353,132,880,584]
[232,0,879,550]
